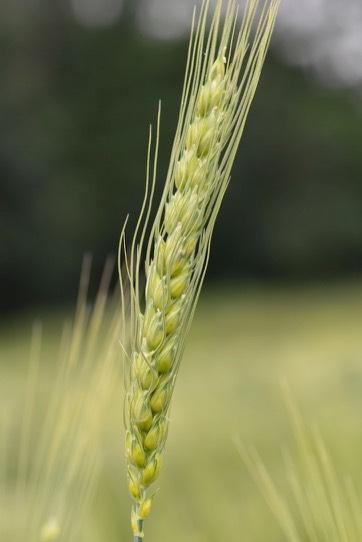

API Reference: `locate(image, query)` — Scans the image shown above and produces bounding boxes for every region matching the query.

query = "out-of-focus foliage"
[241,386,362,541]
[0,259,123,541]
[1,0,362,312]
[2,283,362,541]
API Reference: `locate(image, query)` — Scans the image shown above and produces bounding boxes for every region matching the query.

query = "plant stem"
[133,517,144,542]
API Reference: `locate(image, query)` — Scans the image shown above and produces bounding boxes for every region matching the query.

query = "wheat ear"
[119,0,280,539]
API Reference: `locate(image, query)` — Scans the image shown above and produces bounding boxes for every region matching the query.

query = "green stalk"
[132,505,144,542]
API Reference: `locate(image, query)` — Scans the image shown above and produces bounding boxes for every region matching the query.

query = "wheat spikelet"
[119,0,280,538]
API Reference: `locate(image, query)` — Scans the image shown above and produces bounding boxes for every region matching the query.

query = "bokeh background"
[2,1,362,541]
[2,0,362,312]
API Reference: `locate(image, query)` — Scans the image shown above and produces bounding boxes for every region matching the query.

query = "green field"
[2,283,362,541]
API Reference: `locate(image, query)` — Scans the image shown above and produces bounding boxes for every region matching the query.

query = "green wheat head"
[119,0,280,538]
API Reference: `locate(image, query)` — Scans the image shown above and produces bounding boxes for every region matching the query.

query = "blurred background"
[2,1,362,541]
[1,0,362,313]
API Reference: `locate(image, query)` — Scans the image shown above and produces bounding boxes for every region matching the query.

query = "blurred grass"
[1,283,362,541]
